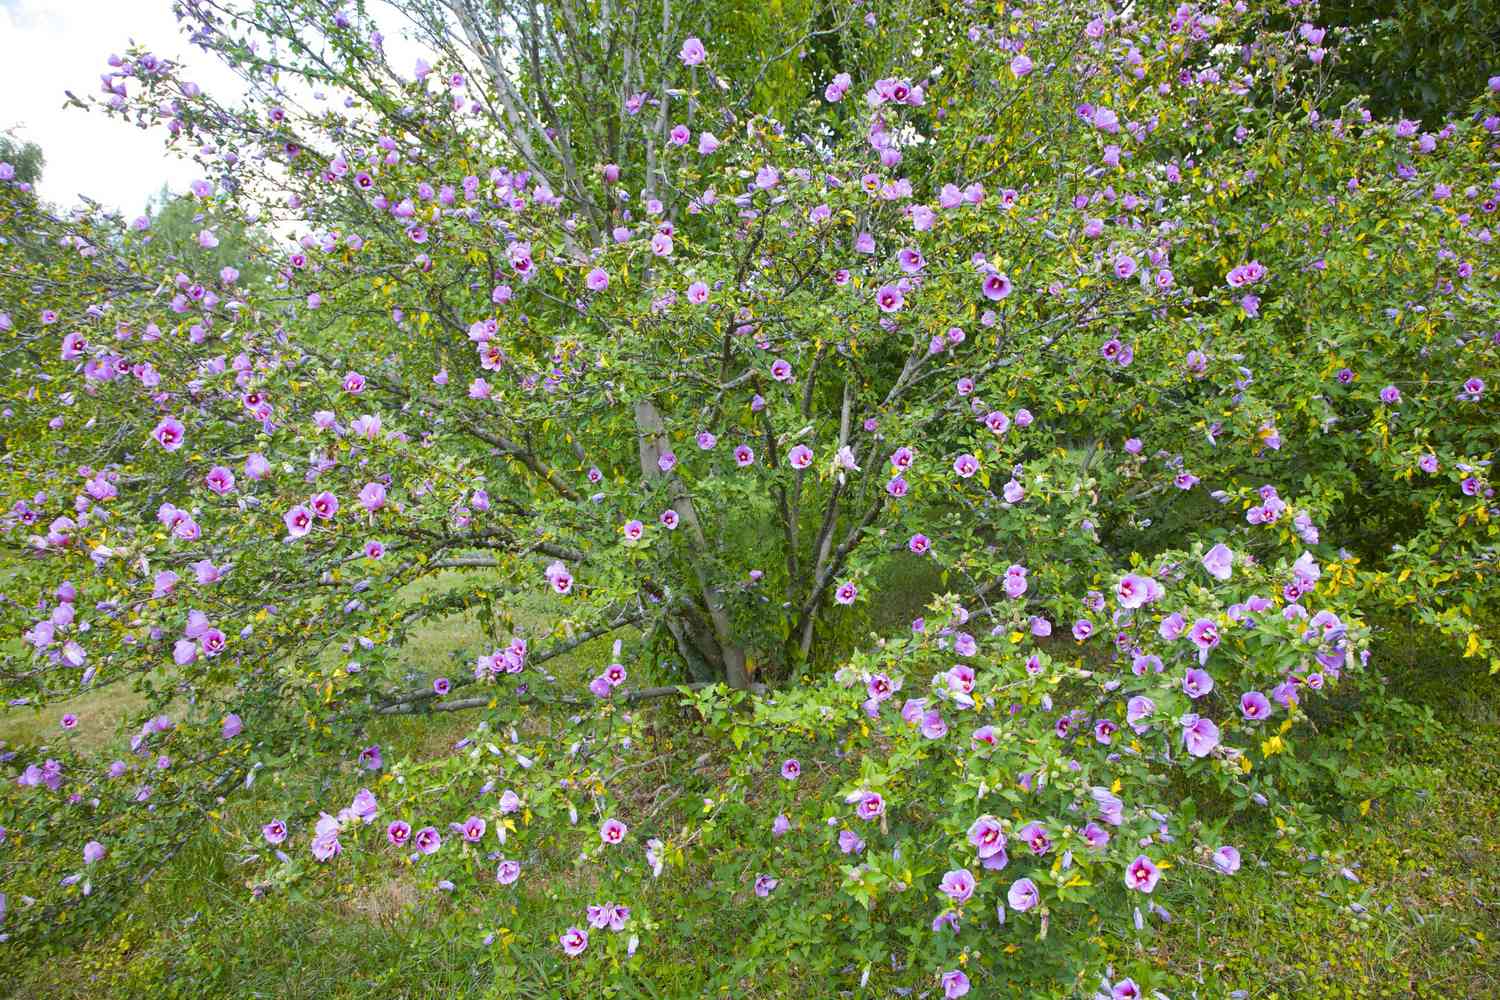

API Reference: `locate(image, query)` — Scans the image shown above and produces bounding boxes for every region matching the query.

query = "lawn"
[3,584,1497,998]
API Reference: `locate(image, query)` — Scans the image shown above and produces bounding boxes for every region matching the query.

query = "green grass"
[5,584,1499,998]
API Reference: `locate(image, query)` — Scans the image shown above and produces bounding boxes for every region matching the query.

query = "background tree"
[0,132,46,186]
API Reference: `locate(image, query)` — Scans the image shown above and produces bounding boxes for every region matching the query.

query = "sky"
[0,0,249,216]
[0,0,429,218]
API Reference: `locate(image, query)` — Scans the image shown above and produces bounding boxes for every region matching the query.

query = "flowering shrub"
[0,0,1495,993]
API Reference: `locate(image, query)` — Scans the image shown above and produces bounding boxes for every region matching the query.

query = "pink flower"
[981,271,1012,300]
[310,491,339,520]
[386,820,411,846]
[952,453,979,478]
[1115,573,1161,609]
[204,466,236,495]
[1125,854,1161,892]
[788,444,814,469]
[874,284,905,312]
[585,267,609,291]
[545,560,574,594]
[359,482,387,511]
[560,926,589,956]
[834,581,858,605]
[600,818,628,845]
[151,417,185,451]
[284,504,314,538]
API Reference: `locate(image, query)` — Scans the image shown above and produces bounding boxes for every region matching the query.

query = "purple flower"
[1240,690,1271,720]
[1006,877,1039,912]
[1181,715,1220,757]
[753,873,779,897]
[1213,845,1242,874]
[1126,696,1155,729]
[1081,822,1110,849]
[1017,821,1051,855]
[942,969,971,998]
[679,36,706,66]
[838,829,865,854]
[939,867,976,903]
[780,758,801,780]
[850,789,885,820]
[1182,668,1215,699]
[1202,543,1233,581]
[1188,618,1220,659]
[967,815,1006,860]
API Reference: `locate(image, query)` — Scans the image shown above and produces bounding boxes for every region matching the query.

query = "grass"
[4,579,1499,998]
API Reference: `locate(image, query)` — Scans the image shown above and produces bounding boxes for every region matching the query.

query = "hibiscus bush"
[0,0,1495,994]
